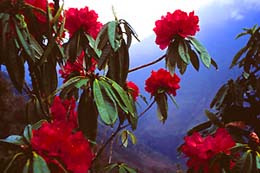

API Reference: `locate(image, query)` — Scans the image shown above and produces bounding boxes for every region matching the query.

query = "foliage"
[0,0,257,173]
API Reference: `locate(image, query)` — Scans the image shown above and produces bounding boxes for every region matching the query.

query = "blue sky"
[63,0,260,41]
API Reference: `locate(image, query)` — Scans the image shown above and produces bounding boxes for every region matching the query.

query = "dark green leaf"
[188,47,200,71]
[256,153,260,169]
[5,37,24,92]
[187,121,212,135]
[119,167,127,173]
[3,152,24,173]
[104,163,118,172]
[123,22,133,48]
[97,44,111,70]
[108,21,118,51]
[166,41,179,73]
[229,46,248,69]
[41,61,58,96]
[32,119,48,130]
[178,39,190,64]
[211,58,218,70]
[210,83,229,109]
[64,30,82,62]
[205,110,223,127]
[23,159,30,173]
[0,135,25,145]
[127,130,137,145]
[155,93,168,123]
[95,23,109,50]
[78,90,98,141]
[232,151,253,173]
[123,165,137,173]
[93,79,118,125]
[32,152,50,173]
[189,37,211,68]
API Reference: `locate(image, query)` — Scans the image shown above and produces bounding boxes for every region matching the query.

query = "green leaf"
[108,21,118,51]
[95,23,109,51]
[210,83,229,109]
[188,47,200,71]
[123,165,137,173]
[229,46,248,69]
[187,121,212,135]
[155,93,168,123]
[78,90,98,141]
[4,37,25,92]
[127,130,137,145]
[23,124,33,144]
[119,167,127,173]
[23,159,30,173]
[32,119,48,130]
[121,130,128,147]
[104,163,118,172]
[32,152,50,173]
[205,110,223,127]
[166,40,179,73]
[93,79,118,125]
[178,39,190,64]
[256,153,260,169]
[189,37,211,68]
[0,135,25,145]
[75,78,88,89]
[232,151,253,173]
[107,77,136,118]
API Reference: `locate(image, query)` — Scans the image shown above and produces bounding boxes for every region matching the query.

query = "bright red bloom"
[50,96,78,129]
[153,10,200,49]
[181,128,236,173]
[31,122,93,173]
[65,6,102,38]
[127,81,140,101]
[59,51,97,81]
[145,68,180,96]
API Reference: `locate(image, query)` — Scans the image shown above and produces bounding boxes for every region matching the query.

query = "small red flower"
[50,96,78,129]
[145,68,180,96]
[127,81,140,101]
[59,51,97,81]
[153,10,200,49]
[181,128,235,173]
[65,6,102,38]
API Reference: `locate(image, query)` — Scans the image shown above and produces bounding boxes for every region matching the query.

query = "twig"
[128,55,166,73]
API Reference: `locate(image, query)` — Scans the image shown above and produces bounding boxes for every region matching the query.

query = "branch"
[128,54,166,73]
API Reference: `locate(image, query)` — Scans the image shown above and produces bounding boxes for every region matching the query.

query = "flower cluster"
[65,6,103,38]
[127,81,140,101]
[31,96,93,173]
[145,68,180,96]
[181,128,236,172]
[59,51,97,81]
[153,9,200,49]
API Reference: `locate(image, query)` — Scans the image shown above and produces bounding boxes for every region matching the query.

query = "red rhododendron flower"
[127,81,140,101]
[59,51,97,81]
[24,0,47,23]
[181,128,236,173]
[50,96,78,129]
[145,68,180,96]
[153,10,200,49]
[65,6,102,38]
[31,122,93,173]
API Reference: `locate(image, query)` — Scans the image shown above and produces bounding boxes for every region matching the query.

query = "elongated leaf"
[99,80,129,114]
[78,90,98,141]
[119,167,127,173]
[23,159,30,173]
[106,77,136,117]
[155,93,168,123]
[229,46,248,69]
[108,21,117,51]
[23,124,32,144]
[187,121,212,135]
[211,58,218,70]
[32,119,48,130]
[121,130,128,147]
[210,83,229,109]
[205,110,223,127]
[0,135,25,145]
[95,23,109,50]
[5,37,24,92]
[64,30,82,62]
[189,37,211,68]
[41,61,58,96]
[123,22,133,48]
[256,154,260,169]
[93,79,117,125]
[32,152,50,173]
[166,40,179,73]
[3,152,23,173]
[97,44,111,70]
[189,47,200,71]
[178,39,190,64]
[232,151,253,173]
[123,165,137,173]
[127,130,137,145]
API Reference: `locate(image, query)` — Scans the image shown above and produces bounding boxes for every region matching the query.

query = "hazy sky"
[63,0,260,40]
